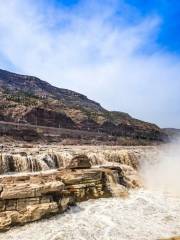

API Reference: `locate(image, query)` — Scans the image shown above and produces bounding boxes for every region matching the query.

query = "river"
[1,189,180,240]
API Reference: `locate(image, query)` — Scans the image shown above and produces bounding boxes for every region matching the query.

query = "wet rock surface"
[67,154,91,169]
[0,145,152,231]
[0,165,135,231]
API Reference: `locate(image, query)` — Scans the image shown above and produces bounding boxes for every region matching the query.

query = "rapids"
[1,189,180,240]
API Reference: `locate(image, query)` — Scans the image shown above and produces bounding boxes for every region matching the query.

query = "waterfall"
[0,151,74,174]
[87,150,139,169]
[0,153,9,173]
[27,156,41,172]
[104,169,128,197]
[49,152,73,168]
[0,147,142,175]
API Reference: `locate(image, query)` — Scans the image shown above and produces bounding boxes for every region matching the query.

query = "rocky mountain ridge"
[0,68,168,143]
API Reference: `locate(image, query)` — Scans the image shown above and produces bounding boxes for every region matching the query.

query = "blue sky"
[125,0,180,53]
[0,0,180,128]
[58,0,180,53]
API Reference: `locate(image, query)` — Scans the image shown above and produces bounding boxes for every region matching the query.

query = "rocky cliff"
[0,69,168,143]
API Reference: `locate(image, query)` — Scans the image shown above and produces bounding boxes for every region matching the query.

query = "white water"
[1,189,180,240]
[140,143,180,196]
[1,144,180,239]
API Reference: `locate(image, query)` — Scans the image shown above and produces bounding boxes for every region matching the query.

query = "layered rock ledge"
[0,161,140,231]
[0,145,153,232]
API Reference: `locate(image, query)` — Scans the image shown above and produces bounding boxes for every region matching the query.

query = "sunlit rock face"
[0,161,138,231]
[0,144,179,239]
[0,145,158,231]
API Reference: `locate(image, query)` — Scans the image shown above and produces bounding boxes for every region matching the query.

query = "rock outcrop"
[24,107,76,129]
[67,155,91,169]
[0,165,134,231]
[0,145,144,231]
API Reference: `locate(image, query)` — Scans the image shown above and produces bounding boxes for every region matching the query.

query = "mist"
[140,141,180,196]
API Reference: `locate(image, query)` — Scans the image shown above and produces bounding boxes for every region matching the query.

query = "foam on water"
[1,189,180,240]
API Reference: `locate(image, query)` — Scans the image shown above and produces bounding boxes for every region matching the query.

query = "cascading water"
[0,148,140,174]
[1,145,180,240]
[87,149,139,169]
[0,151,74,174]
[104,169,128,197]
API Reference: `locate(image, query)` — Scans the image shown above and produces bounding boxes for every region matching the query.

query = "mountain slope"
[0,68,168,143]
[163,128,180,140]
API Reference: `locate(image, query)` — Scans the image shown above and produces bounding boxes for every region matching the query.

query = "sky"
[0,0,180,128]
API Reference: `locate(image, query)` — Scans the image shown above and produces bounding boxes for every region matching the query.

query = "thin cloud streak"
[0,0,179,128]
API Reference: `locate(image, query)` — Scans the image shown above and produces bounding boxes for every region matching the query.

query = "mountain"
[163,128,180,140]
[0,68,168,143]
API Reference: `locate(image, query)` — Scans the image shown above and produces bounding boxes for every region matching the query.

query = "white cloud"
[0,0,179,127]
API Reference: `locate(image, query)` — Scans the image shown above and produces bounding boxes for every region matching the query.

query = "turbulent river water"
[1,189,180,240]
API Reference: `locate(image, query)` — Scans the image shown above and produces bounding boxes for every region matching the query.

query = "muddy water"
[1,189,180,240]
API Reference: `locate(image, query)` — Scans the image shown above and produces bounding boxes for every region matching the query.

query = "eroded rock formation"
[0,146,144,231]
[0,166,136,231]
